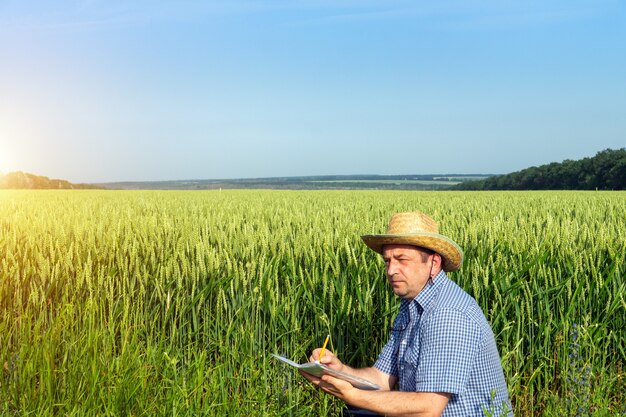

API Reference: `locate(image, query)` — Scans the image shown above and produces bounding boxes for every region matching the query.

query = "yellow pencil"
[319,334,330,361]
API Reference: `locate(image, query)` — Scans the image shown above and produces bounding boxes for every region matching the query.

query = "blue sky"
[1,0,624,183]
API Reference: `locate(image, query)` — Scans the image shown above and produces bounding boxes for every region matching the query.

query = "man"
[301,212,513,416]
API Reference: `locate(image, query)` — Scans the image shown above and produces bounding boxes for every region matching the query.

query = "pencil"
[319,334,330,361]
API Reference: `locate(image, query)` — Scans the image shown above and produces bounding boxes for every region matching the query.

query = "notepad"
[270,353,381,391]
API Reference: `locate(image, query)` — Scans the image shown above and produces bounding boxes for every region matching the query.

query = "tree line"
[3,148,624,190]
[454,148,626,190]
[0,171,99,189]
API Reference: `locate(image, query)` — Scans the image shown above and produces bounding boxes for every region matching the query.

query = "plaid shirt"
[374,271,513,416]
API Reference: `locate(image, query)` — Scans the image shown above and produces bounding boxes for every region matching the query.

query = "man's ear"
[431,253,443,276]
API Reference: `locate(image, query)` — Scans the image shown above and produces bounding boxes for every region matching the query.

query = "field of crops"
[0,190,624,416]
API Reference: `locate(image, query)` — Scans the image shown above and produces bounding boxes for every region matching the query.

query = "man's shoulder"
[435,274,477,309]
[426,275,490,328]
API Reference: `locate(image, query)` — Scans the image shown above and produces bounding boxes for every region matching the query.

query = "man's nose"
[386,259,398,276]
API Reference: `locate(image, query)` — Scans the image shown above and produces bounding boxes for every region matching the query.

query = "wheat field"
[0,190,624,416]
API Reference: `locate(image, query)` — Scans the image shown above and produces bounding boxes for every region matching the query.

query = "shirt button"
[401,339,407,345]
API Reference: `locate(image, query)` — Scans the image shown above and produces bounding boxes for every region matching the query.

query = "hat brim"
[361,232,463,272]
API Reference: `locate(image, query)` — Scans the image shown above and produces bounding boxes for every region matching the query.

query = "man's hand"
[308,348,343,370]
[304,372,358,401]
[298,350,357,402]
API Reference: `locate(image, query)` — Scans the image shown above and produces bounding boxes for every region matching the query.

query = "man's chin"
[392,287,407,298]
[392,287,417,300]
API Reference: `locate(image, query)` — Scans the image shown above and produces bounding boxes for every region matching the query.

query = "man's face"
[382,244,435,300]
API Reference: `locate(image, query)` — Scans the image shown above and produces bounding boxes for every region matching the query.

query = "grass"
[0,189,624,415]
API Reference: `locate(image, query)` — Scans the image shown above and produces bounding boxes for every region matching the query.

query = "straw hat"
[361,212,463,272]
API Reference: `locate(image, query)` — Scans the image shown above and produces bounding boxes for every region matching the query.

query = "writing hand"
[309,348,343,369]
[298,348,344,388]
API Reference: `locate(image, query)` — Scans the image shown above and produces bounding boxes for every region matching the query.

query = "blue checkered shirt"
[374,271,513,416]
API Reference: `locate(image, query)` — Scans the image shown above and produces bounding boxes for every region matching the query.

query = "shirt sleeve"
[414,308,482,394]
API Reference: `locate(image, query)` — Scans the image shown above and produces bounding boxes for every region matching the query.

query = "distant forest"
[454,148,626,190]
[0,171,99,189]
[2,148,625,190]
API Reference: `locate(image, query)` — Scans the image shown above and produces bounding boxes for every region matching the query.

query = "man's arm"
[302,349,450,416]
[343,385,450,417]
[310,373,449,417]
